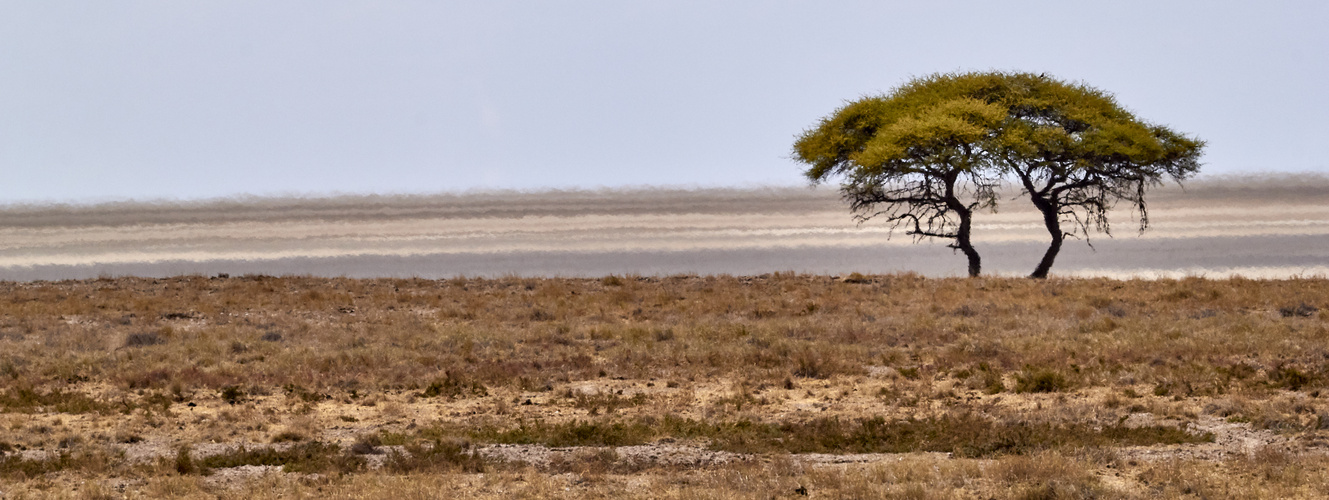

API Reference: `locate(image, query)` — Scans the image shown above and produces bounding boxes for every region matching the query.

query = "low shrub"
[123,332,165,347]
[571,391,647,414]
[1,448,118,479]
[0,387,109,414]
[419,373,488,399]
[200,442,363,474]
[220,386,246,405]
[384,439,488,473]
[1015,368,1072,393]
[270,431,306,443]
[1279,303,1319,318]
[1271,366,1314,391]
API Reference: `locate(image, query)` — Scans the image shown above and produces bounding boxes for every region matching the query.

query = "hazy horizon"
[2,175,1325,282]
[3,171,1323,209]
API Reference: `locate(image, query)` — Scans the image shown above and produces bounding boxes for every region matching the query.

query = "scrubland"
[1,273,1327,498]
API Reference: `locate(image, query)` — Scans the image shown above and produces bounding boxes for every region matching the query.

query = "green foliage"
[793,71,1204,278]
[994,73,1204,277]
[792,73,1010,276]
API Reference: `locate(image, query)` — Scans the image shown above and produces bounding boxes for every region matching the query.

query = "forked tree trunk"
[1029,196,1062,279]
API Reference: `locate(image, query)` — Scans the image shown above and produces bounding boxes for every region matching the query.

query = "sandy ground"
[2,175,1327,281]
[7,379,1308,470]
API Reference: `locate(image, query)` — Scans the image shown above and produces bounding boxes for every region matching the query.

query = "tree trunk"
[955,211,981,277]
[943,174,981,278]
[1029,197,1062,279]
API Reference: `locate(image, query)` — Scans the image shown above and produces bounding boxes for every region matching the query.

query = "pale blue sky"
[2,1,1326,203]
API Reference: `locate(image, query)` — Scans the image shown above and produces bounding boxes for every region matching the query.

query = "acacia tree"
[792,75,1006,277]
[793,72,1204,279]
[994,74,1205,278]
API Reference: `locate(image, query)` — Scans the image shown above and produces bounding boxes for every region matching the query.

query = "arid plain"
[1,176,1328,498]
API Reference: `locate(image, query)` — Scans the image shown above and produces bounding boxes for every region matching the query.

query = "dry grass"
[4,452,1329,499]
[1,273,1327,497]
[408,414,1208,456]
[3,273,1326,396]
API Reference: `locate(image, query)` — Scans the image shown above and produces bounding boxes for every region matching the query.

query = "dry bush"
[0,386,109,414]
[0,444,121,480]
[1015,367,1073,394]
[199,441,364,474]
[1135,454,1329,498]
[383,439,488,474]
[408,412,1206,456]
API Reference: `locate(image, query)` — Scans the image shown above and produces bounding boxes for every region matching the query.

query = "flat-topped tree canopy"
[793,73,1009,277]
[989,72,1205,278]
[792,71,1204,278]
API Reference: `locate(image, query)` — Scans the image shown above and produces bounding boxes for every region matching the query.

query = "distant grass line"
[196,442,362,474]
[0,448,120,480]
[0,387,113,415]
[414,414,1211,457]
[0,415,1208,480]
[2,274,1326,398]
